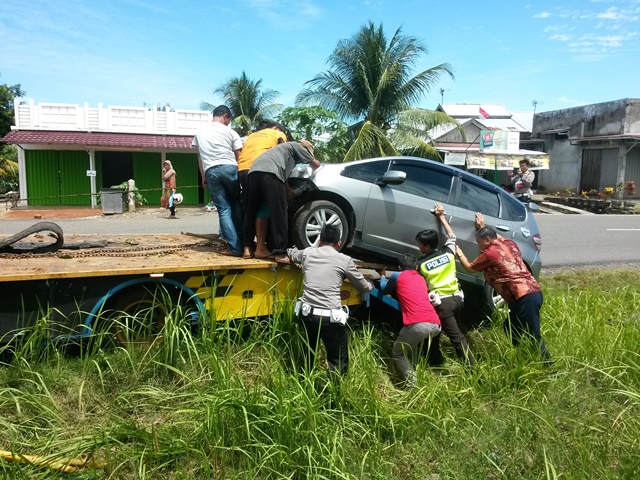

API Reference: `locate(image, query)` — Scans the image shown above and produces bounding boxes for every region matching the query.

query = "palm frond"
[344,121,398,162]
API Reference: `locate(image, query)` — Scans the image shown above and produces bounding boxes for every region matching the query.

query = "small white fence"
[14,99,212,135]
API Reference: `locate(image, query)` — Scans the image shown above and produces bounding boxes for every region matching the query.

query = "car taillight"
[532,233,542,252]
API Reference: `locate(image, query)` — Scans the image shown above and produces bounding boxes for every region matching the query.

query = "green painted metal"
[25,150,93,206]
[133,152,162,206]
[59,151,92,205]
[25,150,60,205]
[24,149,202,207]
[95,152,103,193]
[166,153,200,205]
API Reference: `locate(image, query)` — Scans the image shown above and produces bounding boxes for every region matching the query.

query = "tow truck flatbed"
[0,232,378,345]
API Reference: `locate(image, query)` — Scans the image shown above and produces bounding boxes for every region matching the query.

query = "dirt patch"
[0,204,210,220]
[0,208,104,220]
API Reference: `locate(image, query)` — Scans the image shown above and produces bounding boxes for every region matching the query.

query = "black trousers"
[242,172,288,254]
[299,313,349,378]
[506,291,551,361]
[433,296,475,366]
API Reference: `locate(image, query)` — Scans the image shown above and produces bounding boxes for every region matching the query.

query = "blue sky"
[1,0,638,115]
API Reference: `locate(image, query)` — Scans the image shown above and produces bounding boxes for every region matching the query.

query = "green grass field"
[0,269,639,479]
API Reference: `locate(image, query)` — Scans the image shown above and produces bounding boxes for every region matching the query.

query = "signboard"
[464,152,549,170]
[86,170,96,177]
[466,154,495,169]
[444,152,466,166]
[480,130,520,153]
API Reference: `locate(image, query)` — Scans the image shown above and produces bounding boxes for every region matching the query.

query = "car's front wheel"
[292,200,349,249]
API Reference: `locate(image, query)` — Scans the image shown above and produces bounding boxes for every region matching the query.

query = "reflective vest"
[418,248,459,296]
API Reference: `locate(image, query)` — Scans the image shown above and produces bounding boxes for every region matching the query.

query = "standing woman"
[161,160,177,218]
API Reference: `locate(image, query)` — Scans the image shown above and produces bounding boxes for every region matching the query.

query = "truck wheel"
[101,285,174,348]
[292,200,348,249]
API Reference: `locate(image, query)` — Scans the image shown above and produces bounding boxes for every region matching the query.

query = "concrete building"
[532,98,640,197]
[1,100,212,207]
[430,103,545,186]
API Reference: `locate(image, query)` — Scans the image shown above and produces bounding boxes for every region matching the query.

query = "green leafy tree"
[296,22,461,161]
[201,71,282,137]
[277,106,352,163]
[0,75,25,193]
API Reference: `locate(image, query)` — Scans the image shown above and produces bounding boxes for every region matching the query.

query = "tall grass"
[0,269,639,478]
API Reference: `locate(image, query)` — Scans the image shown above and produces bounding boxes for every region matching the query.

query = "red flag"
[479,106,490,118]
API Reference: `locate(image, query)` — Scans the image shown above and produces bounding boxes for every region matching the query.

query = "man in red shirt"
[380,254,442,388]
[456,213,551,362]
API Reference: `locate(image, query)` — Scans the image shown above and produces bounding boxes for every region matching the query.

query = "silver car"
[289,156,542,312]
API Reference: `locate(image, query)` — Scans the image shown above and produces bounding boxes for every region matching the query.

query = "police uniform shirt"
[287,245,371,310]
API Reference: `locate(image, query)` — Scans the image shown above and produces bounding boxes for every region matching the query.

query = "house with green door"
[2,100,213,208]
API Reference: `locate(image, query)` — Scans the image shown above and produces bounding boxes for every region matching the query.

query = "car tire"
[292,200,349,249]
[459,281,506,329]
[482,282,506,315]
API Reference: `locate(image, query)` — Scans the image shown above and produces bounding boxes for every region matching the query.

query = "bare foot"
[274,255,290,264]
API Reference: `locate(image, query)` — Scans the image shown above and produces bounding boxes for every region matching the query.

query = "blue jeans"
[205,164,243,255]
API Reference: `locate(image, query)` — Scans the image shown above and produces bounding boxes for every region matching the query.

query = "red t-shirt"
[469,237,541,304]
[395,270,441,326]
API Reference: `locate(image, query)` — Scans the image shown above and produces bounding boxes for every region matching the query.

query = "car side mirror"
[375,170,406,186]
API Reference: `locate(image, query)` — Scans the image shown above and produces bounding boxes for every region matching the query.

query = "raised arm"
[434,203,454,237]
[345,259,373,293]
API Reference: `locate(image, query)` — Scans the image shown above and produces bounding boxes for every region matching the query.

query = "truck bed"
[0,233,273,282]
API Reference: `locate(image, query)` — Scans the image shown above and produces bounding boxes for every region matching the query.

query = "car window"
[458,179,500,218]
[341,160,389,184]
[501,191,527,221]
[388,161,453,202]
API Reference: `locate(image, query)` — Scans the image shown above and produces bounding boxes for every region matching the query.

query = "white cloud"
[597,8,622,20]
[539,1,640,59]
[557,96,588,107]
[245,0,324,30]
[534,11,552,18]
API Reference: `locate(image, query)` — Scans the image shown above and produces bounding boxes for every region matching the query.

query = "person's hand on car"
[434,203,445,217]
[475,212,485,230]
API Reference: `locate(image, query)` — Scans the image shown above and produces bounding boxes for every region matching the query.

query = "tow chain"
[0,241,224,259]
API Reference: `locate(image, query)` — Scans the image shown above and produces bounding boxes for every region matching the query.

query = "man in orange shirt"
[237,121,287,258]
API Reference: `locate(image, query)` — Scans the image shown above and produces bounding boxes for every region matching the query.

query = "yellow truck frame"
[0,233,370,346]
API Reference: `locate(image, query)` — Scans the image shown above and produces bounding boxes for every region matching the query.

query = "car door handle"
[495,224,510,232]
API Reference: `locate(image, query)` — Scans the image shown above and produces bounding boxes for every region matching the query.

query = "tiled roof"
[1,130,196,150]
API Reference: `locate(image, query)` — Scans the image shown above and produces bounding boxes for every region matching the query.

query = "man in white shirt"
[193,105,244,256]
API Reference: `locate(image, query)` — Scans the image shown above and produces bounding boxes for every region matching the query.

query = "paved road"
[2,208,639,270]
[535,213,640,270]
[0,207,219,236]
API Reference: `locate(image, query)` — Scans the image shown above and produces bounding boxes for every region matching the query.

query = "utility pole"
[532,99,544,114]
[440,88,449,104]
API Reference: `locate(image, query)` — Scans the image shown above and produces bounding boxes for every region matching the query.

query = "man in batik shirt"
[455,212,551,362]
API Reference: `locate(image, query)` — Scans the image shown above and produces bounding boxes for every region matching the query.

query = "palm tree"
[296,22,461,161]
[201,71,282,137]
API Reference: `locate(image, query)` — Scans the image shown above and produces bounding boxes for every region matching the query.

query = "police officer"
[286,224,373,379]
[415,203,476,366]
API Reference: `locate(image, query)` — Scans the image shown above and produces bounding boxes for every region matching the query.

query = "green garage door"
[25,150,91,206]
[133,152,162,206]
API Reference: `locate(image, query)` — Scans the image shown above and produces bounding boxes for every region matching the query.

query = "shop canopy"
[438,129,550,170]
